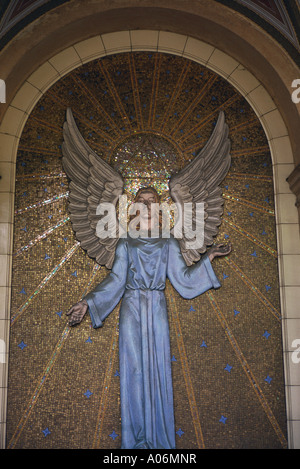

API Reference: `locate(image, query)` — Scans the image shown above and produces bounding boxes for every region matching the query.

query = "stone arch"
[0,30,299,448]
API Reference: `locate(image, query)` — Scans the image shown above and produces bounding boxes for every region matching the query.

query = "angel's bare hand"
[208,243,232,261]
[66,300,88,326]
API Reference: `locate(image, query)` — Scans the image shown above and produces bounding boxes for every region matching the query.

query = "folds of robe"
[84,236,221,449]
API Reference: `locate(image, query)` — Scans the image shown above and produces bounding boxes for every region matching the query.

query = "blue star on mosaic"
[263,330,271,339]
[219,415,227,424]
[109,430,119,440]
[42,427,51,437]
[176,428,184,437]
[84,389,93,398]
[18,341,27,350]
[265,375,272,384]
[224,364,232,373]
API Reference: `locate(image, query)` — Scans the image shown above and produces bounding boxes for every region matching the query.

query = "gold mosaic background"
[6,52,287,449]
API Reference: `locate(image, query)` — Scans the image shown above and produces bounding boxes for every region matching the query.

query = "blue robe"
[84,236,221,449]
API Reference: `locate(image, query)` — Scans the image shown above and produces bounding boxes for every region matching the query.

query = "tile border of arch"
[0,30,299,449]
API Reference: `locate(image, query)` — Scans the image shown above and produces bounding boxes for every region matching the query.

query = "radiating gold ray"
[14,192,69,215]
[7,325,71,449]
[166,285,205,449]
[128,54,144,131]
[16,172,67,182]
[13,216,70,256]
[223,193,274,215]
[71,74,123,137]
[7,263,101,449]
[148,53,162,129]
[223,218,277,257]
[229,117,258,134]
[182,142,205,157]
[224,256,281,321]
[226,173,272,182]
[10,242,80,326]
[160,61,191,134]
[183,142,270,163]
[46,90,114,145]
[207,292,287,448]
[231,145,270,157]
[169,75,218,136]
[92,309,120,449]
[85,138,111,155]
[29,116,62,134]
[98,60,132,134]
[179,94,240,144]
[17,145,61,156]
[184,117,261,156]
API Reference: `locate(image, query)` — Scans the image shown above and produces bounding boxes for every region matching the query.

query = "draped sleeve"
[84,239,128,328]
[167,237,221,299]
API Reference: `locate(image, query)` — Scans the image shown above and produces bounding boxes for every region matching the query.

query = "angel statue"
[63,107,232,450]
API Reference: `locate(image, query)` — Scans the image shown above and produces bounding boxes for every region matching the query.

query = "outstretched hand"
[66,299,88,326]
[208,243,232,262]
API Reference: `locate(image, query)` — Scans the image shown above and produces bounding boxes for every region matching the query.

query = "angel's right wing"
[62,108,124,269]
[169,111,231,265]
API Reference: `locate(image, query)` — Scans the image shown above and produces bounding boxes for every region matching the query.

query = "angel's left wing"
[169,111,231,265]
[62,108,124,269]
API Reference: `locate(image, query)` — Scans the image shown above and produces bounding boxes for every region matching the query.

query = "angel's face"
[136,191,157,207]
[134,190,160,227]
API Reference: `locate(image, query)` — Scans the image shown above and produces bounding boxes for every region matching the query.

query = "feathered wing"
[169,111,231,265]
[62,108,124,269]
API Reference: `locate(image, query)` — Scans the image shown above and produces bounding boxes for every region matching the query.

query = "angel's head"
[129,186,162,235]
[134,186,160,205]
